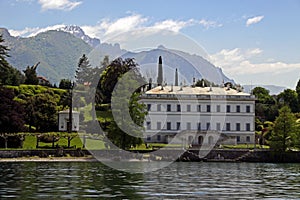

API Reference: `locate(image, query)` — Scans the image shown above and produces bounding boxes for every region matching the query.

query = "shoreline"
[0,156,98,162]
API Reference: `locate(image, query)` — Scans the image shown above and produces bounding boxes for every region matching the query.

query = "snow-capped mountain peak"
[57,25,100,48]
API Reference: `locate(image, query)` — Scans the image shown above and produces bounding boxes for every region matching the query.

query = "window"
[226,123,231,131]
[157,122,161,130]
[197,105,201,112]
[207,105,211,112]
[236,105,240,113]
[147,104,151,111]
[216,123,221,131]
[147,135,151,141]
[246,123,251,131]
[157,135,161,141]
[146,122,151,130]
[217,105,221,112]
[208,136,214,145]
[206,122,210,130]
[237,136,240,142]
[226,105,231,113]
[157,104,161,111]
[187,104,191,112]
[236,123,241,131]
[167,122,171,130]
[167,104,171,112]
[176,122,181,130]
[187,122,191,130]
[197,122,201,130]
[246,105,251,113]
[246,136,250,142]
[177,104,181,112]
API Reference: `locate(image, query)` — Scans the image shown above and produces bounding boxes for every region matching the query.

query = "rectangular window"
[167,104,171,112]
[157,135,161,141]
[237,136,240,142]
[176,122,181,130]
[157,104,161,111]
[197,122,201,130]
[197,105,201,112]
[147,104,151,111]
[246,105,251,113]
[207,105,211,112]
[147,135,151,141]
[187,105,191,112]
[246,136,250,142]
[167,122,171,130]
[236,105,240,113]
[226,105,231,113]
[217,105,221,112]
[216,123,221,131]
[206,122,210,130]
[177,104,181,112]
[246,123,251,131]
[146,122,151,130]
[187,122,191,130]
[236,123,241,131]
[157,122,161,130]
[226,123,231,131]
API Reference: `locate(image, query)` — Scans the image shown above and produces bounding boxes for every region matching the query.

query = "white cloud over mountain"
[210,48,300,76]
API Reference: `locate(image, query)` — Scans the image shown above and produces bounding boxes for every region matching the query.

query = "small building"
[58,110,80,132]
[37,76,50,86]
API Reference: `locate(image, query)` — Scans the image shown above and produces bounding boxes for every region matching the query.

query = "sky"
[1,0,300,88]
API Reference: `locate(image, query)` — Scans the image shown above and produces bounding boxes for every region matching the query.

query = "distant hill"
[1,25,235,86]
[0,28,92,83]
[243,85,287,95]
[122,45,233,85]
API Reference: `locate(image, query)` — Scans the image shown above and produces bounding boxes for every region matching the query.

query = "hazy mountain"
[0,28,92,83]
[122,45,233,85]
[243,85,287,95]
[57,25,100,48]
[1,26,235,86]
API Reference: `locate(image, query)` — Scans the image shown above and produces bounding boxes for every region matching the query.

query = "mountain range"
[1,25,236,85]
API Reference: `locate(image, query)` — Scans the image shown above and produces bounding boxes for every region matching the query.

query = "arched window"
[188,136,194,144]
[198,136,203,145]
[208,136,214,145]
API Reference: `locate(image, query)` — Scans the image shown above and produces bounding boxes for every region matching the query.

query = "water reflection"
[0,162,299,199]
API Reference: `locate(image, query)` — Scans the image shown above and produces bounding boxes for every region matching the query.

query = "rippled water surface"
[0,162,299,199]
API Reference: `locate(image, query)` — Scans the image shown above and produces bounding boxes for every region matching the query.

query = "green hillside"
[0,28,93,84]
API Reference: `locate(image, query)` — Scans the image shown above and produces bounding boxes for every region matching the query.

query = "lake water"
[0,161,299,199]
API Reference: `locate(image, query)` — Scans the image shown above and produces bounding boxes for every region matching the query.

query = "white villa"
[140,56,255,146]
[58,110,80,132]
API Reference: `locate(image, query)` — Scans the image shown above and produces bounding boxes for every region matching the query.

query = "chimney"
[148,78,152,90]
[157,56,163,86]
[175,68,178,86]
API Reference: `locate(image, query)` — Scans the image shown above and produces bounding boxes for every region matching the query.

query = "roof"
[145,86,252,96]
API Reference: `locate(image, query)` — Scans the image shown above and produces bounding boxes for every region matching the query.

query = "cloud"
[210,48,300,76]
[38,0,82,11]
[81,14,222,41]
[9,24,65,37]
[246,15,264,26]
[199,19,223,29]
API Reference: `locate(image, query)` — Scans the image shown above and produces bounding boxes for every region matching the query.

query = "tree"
[0,86,25,132]
[23,62,40,85]
[0,35,24,86]
[107,71,146,149]
[59,79,72,89]
[75,54,95,85]
[278,89,298,113]
[24,91,58,132]
[98,57,142,103]
[269,106,296,151]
